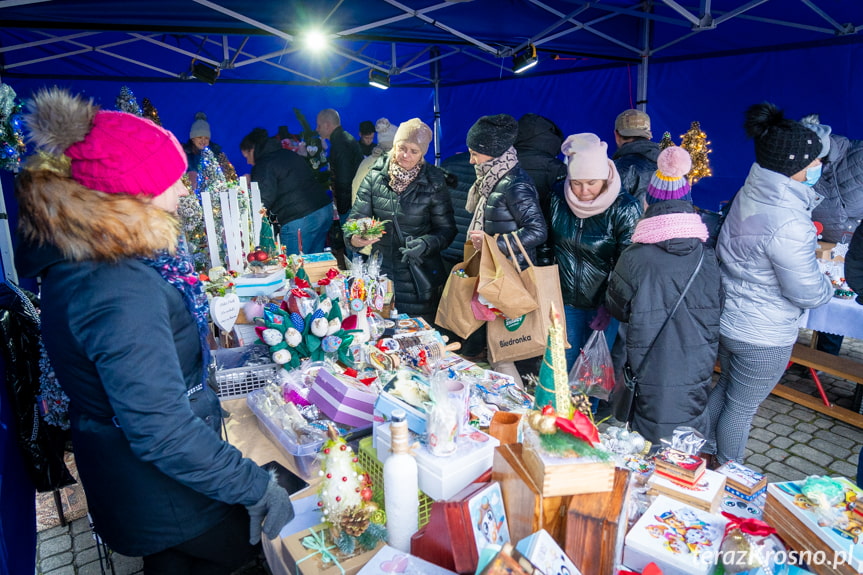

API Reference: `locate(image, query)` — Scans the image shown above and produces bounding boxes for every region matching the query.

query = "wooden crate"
[563,467,631,575]
[491,443,572,545]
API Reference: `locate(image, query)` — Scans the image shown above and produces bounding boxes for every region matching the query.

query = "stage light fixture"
[191,61,220,85]
[512,44,538,74]
[304,29,328,52]
[369,69,390,90]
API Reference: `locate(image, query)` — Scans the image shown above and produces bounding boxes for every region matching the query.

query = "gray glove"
[400,237,427,265]
[245,477,295,544]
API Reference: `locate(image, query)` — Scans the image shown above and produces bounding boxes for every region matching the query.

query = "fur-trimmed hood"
[15,154,179,268]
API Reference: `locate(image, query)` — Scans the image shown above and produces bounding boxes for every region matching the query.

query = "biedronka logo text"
[499,314,530,347]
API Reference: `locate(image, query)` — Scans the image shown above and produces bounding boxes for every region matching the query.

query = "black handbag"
[610,248,705,424]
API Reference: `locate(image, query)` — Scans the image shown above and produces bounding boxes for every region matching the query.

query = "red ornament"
[323,448,330,454]
[352,457,358,463]
[247,253,257,263]
[335,496,341,502]
[326,473,332,479]
[317,501,323,507]
[541,405,556,417]
[255,250,269,262]
[342,476,348,482]
[360,487,373,502]
[340,445,347,451]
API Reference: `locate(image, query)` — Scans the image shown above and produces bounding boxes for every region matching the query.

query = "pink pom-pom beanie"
[65,111,187,197]
[647,146,692,205]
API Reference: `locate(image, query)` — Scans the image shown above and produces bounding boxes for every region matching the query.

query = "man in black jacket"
[317,108,363,222]
[612,109,661,206]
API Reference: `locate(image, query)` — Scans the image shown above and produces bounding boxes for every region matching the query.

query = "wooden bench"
[774,343,863,428]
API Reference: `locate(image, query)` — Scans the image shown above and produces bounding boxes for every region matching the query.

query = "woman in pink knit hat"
[549,133,642,381]
[15,88,293,573]
[605,200,722,444]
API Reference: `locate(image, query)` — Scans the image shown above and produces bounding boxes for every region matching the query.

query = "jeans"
[279,203,333,256]
[564,305,620,373]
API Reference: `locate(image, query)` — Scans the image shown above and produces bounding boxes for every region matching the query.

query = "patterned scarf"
[140,234,211,392]
[388,157,423,194]
[467,146,519,231]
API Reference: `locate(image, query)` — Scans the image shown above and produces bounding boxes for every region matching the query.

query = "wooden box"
[491,443,572,545]
[521,439,615,497]
[564,466,630,575]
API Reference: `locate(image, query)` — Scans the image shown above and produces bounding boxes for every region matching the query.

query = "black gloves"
[245,477,295,544]
[400,237,427,265]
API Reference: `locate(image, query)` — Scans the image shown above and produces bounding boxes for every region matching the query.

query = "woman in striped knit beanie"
[605,199,722,445]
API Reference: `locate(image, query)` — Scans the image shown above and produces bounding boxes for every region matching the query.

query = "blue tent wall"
[4,40,861,268]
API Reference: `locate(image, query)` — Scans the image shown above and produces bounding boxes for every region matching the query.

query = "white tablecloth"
[799,295,863,340]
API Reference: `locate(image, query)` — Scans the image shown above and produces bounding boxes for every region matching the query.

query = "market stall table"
[222,397,322,574]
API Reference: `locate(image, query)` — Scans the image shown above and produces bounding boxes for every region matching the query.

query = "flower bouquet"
[343,218,390,255]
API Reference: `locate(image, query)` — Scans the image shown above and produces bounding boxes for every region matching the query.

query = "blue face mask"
[803,163,822,187]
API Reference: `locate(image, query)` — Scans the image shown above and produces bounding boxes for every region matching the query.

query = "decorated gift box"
[374,371,431,436]
[374,421,499,501]
[764,478,863,575]
[623,494,728,575]
[308,368,377,428]
[515,528,582,575]
[281,522,383,575]
[234,268,286,298]
[356,544,457,574]
[716,461,768,502]
[647,467,726,514]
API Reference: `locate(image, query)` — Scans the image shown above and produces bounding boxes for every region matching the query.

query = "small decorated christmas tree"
[115,85,142,116]
[659,131,676,150]
[534,304,573,416]
[141,97,162,126]
[317,425,386,555]
[0,83,25,173]
[680,121,713,184]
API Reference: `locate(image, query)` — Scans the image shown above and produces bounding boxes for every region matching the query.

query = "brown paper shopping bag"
[435,249,483,339]
[477,233,537,320]
[487,235,566,363]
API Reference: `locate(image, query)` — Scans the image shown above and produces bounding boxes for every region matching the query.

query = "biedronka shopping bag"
[435,245,483,339]
[487,234,566,364]
[477,233,537,320]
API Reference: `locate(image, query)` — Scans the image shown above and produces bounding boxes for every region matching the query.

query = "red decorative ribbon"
[290,287,311,298]
[293,278,311,289]
[721,512,777,537]
[555,411,600,446]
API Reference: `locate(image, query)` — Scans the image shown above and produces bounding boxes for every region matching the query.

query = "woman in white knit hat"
[549,133,642,374]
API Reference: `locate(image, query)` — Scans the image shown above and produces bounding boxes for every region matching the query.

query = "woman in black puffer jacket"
[465,114,547,382]
[549,133,642,372]
[347,119,456,320]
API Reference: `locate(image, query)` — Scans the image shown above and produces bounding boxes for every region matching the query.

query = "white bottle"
[383,409,420,552]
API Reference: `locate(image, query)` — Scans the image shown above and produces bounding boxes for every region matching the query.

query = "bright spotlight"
[304,30,328,52]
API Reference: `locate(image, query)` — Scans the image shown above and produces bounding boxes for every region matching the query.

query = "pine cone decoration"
[340,506,370,537]
[572,393,592,418]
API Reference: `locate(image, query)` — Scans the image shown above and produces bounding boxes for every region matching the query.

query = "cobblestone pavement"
[35,329,863,574]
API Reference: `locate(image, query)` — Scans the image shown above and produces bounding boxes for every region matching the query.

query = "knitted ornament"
[647,146,693,204]
[466,114,518,158]
[376,118,398,149]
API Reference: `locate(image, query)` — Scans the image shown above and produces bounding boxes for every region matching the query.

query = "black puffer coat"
[251,136,331,226]
[606,201,722,443]
[440,152,475,267]
[480,165,547,269]
[549,184,642,309]
[348,155,457,317]
[329,126,364,214]
[515,114,567,266]
[612,139,660,204]
[811,134,863,242]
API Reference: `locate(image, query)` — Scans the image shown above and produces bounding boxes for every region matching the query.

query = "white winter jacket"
[717,163,833,346]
